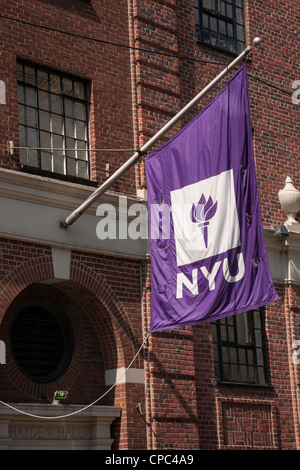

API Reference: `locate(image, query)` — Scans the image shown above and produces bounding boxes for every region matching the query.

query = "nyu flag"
[145,65,279,333]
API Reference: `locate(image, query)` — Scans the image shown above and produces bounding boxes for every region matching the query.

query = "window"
[10,302,74,383]
[194,0,246,55]
[17,60,90,179]
[212,308,269,385]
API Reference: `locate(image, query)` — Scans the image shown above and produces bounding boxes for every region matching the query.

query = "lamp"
[278,177,300,233]
[52,390,69,404]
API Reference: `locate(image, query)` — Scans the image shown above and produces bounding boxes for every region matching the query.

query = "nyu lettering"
[176,253,245,298]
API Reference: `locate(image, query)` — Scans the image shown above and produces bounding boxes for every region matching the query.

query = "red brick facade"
[0,0,299,450]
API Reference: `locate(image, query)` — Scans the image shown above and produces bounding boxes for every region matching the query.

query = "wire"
[0,14,227,67]
[14,147,137,152]
[0,15,293,100]
[0,333,150,420]
[248,73,293,97]
[0,14,295,97]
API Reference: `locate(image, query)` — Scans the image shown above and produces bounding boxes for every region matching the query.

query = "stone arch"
[0,255,54,323]
[69,259,143,367]
[0,253,143,373]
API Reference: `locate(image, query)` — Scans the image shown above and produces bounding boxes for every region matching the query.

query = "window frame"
[212,307,270,386]
[17,59,91,181]
[194,0,246,55]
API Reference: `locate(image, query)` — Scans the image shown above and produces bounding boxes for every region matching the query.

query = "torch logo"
[190,194,218,248]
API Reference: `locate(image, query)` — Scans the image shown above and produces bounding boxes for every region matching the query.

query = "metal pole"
[62,38,261,227]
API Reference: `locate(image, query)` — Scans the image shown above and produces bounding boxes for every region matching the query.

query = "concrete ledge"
[105,368,145,385]
[0,403,121,450]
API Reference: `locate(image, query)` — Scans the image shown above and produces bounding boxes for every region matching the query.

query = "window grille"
[17,60,90,180]
[194,0,246,55]
[212,308,269,385]
[10,303,74,383]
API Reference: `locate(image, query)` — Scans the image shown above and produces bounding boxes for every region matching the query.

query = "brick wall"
[0,0,299,450]
[0,238,147,449]
[129,0,300,450]
[0,0,136,194]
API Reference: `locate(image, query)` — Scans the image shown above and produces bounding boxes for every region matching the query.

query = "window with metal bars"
[10,303,74,383]
[17,60,90,180]
[212,308,269,385]
[194,0,246,55]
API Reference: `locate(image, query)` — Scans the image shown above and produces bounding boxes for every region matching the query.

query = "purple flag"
[145,65,279,333]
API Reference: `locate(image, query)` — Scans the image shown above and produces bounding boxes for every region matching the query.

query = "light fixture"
[52,390,69,404]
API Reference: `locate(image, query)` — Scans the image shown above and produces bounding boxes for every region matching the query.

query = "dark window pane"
[52,114,63,134]
[237,24,244,41]
[38,70,48,90]
[17,63,23,82]
[226,4,233,18]
[64,98,74,117]
[195,0,245,54]
[41,152,52,171]
[75,102,86,120]
[25,87,36,107]
[219,20,226,33]
[18,86,25,104]
[50,73,60,94]
[78,159,88,179]
[39,91,50,111]
[19,125,25,147]
[210,16,217,31]
[28,149,39,167]
[236,7,243,24]
[74,81,85,99]
[212,308,268,385]
[39,110,50,131]
[203,0,214,10]
[51,94,62,114]
[67,157,76,176]
[54,153,65,174]
[40,131,51,149]
[26,108,37,129]
[220,1,226,15]
[65,117,75,137]
[27,128,38,147]
[76,120,86,140]
[24,66,35,86]
[202,13,209,28]
[63,77,73,96]
[18,104,25,125]
[53,134,64,154]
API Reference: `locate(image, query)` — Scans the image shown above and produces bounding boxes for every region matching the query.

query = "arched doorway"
[0,252,146,449]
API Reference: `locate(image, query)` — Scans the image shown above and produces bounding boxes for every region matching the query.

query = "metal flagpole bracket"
[7,140,14,156]
[61,37,261,228]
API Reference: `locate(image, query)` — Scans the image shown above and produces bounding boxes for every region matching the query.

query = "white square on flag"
[170,169,241,266]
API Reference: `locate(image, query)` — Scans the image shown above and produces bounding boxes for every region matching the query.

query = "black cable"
[0,14,226,67]
[248,73,293,97]
[0,14,294,98]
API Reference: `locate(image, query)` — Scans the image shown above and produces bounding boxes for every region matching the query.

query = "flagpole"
[62,38,261,227]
